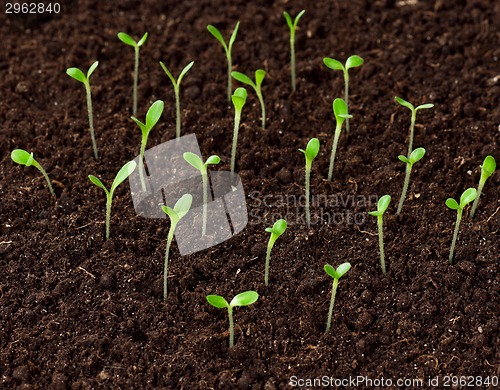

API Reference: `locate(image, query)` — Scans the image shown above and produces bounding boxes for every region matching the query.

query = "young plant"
[328,98,352,181]
[206,291,259,348]
[230,87,247,176]
[183,152,221,236]
[159,61,194,139]
[283,10,305,92]
[368,195,391,274]
[231,69,266,129]
[131,100,164,192]
[117,32,148,116]
[207,21,240,102]
[88,160,137,241]
[446,188,477,263]
[397,147,426,214]
[160,194,193,301]
[11,149,55,198]
[299,138,320,228]
[323,55,363,137]
[66,61,99,159]
[264,219,287,286]
[324,262,351,334]
[470,155,496,218]
[394,96,434,156]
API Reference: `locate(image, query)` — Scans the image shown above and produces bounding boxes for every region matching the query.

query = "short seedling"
[230,87,247,177]
[323,55,363,137]
[117,32,148,115]
[328,98,352,181]
[283,10,305,92]
[131,100,164,192]
[160,194,193,301]
[159,61,194,139]
[470,155,496,218]
[324,262,351,334]
[231,69,266,129]
[264,219,287,286]
[11,149,55,197]
[394,96,434,156]
[183,152,221,236]
[206,291,259,348]
[368,195,391,274]
[207,21,240,102]
[299,138,320,228]
[446,188,477,263]
[397,147,426,214]
[88,160,137,240]
[66,61,99,159]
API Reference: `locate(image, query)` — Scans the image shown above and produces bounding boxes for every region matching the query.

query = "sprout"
[470,155,496,218]
[264,219,287,286]
[283,10,305,92]
[324,262,351,334]
[299,138,320,228]
[446,188,477,263]
[183,152,221,236]
[131,100,164,192]
[159,61,194,139]
[206,291,259,348]
[328,98,352,181]
[230,87,247,177]
[323,55,363,137]
[160,194,193,301]
[397,147,426,214]
[368,195,391,274]
[88,160,137,240]
[231,69,266,129]
[207,21,240,102]
[394,96,434,156]
[66,61,99,159]
[117,32,148,116]
[11,149,55,198]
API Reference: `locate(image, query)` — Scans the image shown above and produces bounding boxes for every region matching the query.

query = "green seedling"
[88,160,137,240]
[264,219,287,286]
[324,262,351,334]
[323,55,363,137]
[66,61,99,159]
[231,69,266,129]
[206,291,259,348]
[283,10,305,92]
[299,138,320,228]
[183,152,221,236]
[397,147,426,214]
[160,194,193,301]
[394,96,434,156]
[230,87,247,176]
[159,61,194,139]
[131,100,164,192]
[328,98,352,181]
[470,155,496,218]
[117,32,148,115]
[207,21,240,102]
[368,195,391,274]
[11,149,55,197]
[446,188,477,263]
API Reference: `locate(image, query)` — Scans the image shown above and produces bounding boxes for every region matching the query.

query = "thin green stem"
[139,138,147,192]
[133,46,139,116]
[265,239,274,286]
[231,111,241,176]
[290,33,296,92]
[325,278,339,334]
[344,71,350,137]
[449,210,462,263]
[175,87,181,138]
[328,125,342,181]
[305,164,311,228]
[408,111,416,156]
[228,307,234,348]
[164,227,175,301]
[257,91,266,129]
[377,215,386,274]
[470,180,485,218]
[105,194,112,241]
[32,161,55,197]
[84,82,98,159]
[202,171,208,237]
[397,164,412,214]
[227,54,232,103]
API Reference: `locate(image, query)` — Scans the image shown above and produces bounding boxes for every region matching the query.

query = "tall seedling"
[328,98,352,181]
[230,87,247,177]
[231,69,266,129]
[283,10,305,92]
[299,138,320,228]
[470,155,496,218]
[446,188,476,263]
[368,195,391,274]
[397,147,426,214]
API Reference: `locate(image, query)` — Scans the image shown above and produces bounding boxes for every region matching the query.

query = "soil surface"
[1,0,499,388]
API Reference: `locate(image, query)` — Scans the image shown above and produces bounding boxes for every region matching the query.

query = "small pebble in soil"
[12,365,30,382]
[276,168,292,185]
[99,273,117,290]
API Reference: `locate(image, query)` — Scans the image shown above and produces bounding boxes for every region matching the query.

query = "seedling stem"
[368,195,391,274]
[328,98,352,181]
[284,10,305,92]
[299,138,320,228]
[470,155,496,218]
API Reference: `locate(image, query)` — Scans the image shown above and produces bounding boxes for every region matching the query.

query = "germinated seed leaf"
[161,205,177,219]
[183,152,204,171]
[460,188,477,207]
[305,138,320,161]
[145,100,164,130]
[66,67,86,83]
[207,295,229,309]
[137,32,148,47]
[207,25,228,50]
[395,96,414,111]
[323,57,344,71]
[131,116,146,135]
[173,193,193,220]
[270,219,287,237]
[283,11,293,29]
[416,103,434,111]
[232,87,247,111]
[231,71,255,87]
[178,61,194,85]
[481,155,496,178]
[88,175,108,193]
[368,210,382,217]
[324,264,337,279]
[230,291,259,307]
[228,21,240,48]
[255,69,266,88]
[159,61,177,87]
[87,61,99,78]
[445,198,459,210]
[111,160,137,194]
[294,10,306,28]
[333,98,349,123]
[11,149,34,166]
[336,262,351,278]
[378,195,391,213]
[398,155,411,164]
[205,155,221,166]
[345,55,364,70]
[409,147,426,164]
[117,32,136,47]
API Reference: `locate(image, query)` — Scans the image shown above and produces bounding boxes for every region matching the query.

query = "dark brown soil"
[1,0,499,388]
